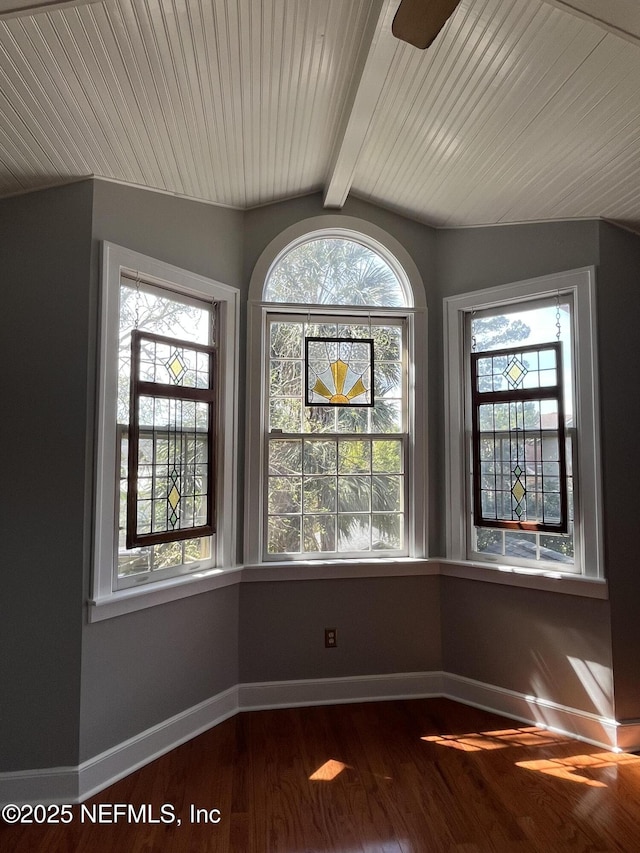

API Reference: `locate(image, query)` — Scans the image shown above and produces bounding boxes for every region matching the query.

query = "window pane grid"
[265,311,407,557]
[116,427,211,580]
[266,434,406,556]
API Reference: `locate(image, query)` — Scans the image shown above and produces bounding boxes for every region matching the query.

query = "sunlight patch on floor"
[309,759,349,781]
[308,759,393,783]
[421,726,569,752]
[516,751,640,787]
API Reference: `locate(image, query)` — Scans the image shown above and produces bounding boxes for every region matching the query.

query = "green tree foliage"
[266,238,405,306]
[474,315,533,426]
[118,284,206,422]
[473,315,530,350]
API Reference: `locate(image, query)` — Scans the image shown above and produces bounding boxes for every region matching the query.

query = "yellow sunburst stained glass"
[306,338,374,407]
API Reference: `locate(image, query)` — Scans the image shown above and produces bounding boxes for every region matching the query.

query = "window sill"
[87,557,608,622]
[87,566,244,622]
[241,557,436,582]
[438,559,608,599]
[88,559,437,621]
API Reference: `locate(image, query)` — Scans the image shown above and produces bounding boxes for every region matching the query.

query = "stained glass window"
[470,342,568,533]
[305,337,374,407]
[127,329,217,548]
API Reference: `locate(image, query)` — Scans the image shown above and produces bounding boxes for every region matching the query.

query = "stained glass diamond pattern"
[511,465,526,518]
[168,467,181,528]
[166,349,187,384]
[168,484,181,510]
[504,355,528,389]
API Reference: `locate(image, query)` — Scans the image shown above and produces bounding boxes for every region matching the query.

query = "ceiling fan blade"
[392,0,462,49]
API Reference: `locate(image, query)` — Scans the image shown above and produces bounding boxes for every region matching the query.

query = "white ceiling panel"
[0,0,374,204]
[1,0,640,228]
[548,0,640,43]
[352,0,640,228]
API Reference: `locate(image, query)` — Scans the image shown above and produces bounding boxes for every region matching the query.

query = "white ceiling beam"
[323,0,399,209]
[0,0,100,21]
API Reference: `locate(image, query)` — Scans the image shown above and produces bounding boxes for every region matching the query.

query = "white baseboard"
[0,671,624,806]
[615,719,640,753]
[0,686,239,808]
[0,766,78,807]
[78,685,239,803]
[441,673,620,750]
[238,671,444,710]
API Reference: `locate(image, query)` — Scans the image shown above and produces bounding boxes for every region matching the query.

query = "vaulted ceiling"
[2,0,640,228]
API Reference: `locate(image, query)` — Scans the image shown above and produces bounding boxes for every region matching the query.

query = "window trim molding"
[90,242,240,621]
[443,266,603,579]
[245,218,427,566]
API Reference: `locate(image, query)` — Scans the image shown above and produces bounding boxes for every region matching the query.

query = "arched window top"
[264,234,410,307]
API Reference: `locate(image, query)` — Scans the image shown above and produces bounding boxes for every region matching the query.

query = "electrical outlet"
[325,628,337,648]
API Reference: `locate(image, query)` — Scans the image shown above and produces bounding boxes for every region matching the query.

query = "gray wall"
[434,220,613,714]
[434,220,601,297]
[80,586,239,759]
[441,580,612,714]
[596,221,640,722]
[0,181,94,770]
[90,179,245,289]
[79,182,245,762]
[242,192,437,292]
[240,577,441,683]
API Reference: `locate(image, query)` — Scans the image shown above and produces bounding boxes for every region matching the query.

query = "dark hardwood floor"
[3,698,640,852]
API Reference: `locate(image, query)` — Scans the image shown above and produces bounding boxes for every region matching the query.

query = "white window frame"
[244,216,428,569]
[90,242,240,621]
[263,308,411,560]
[444,267,603,580]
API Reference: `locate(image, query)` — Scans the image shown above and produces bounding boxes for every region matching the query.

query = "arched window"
[245,220,426,566]
[264,237,409,307]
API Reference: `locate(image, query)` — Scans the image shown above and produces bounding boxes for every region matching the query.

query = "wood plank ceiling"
[1,0,640,228]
